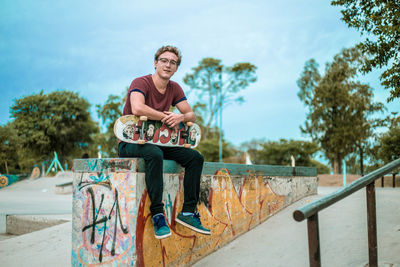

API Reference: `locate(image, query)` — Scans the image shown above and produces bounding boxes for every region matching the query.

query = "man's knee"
[145,146,164,162]
[196,151,204,164]
[153,150,164,162]
[189,150,204,165]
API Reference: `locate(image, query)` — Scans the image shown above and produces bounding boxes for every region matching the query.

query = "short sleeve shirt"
[123,74,187,115]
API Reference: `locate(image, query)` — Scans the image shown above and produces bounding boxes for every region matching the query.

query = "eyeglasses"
[158,58,178,67]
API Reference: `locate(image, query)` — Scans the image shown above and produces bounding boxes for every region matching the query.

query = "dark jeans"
[118,142,204,216]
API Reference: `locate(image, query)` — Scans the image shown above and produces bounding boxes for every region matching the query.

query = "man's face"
[154,51,179,80]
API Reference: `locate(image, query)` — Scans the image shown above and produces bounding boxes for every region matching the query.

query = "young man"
[119,45,210,239]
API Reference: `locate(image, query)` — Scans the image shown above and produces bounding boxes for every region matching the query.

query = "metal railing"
[293,158,400,267]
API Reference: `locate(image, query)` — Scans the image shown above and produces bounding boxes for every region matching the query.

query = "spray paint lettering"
[76,172,135,265]
[81,187,128,262]
[86,159,99,171]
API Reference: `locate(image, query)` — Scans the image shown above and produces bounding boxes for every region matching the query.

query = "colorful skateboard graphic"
[114,115,201,148]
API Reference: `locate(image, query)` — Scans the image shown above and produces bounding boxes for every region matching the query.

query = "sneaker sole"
[155,231,171,239]
[175,218,211,235]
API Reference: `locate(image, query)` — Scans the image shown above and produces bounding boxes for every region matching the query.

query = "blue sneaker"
[152,213,171,239]
[175,211,211,235]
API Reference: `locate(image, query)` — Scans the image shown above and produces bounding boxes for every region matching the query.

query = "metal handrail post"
[307,213,321,267]
[366,182,377,267]
[393,173,396,188]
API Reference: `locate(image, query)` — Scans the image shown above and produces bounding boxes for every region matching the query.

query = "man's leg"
[119,142,171,239]
[119,142,165,216]
[162,147,210,235]
[161,147,204,212]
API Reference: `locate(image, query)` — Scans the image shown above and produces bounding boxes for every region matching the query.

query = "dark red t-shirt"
[123,74,187,115]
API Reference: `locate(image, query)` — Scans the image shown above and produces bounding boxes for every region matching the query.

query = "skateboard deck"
[114,115,201,148]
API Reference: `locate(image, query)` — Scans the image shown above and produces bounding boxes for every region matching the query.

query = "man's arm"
[130,92,166,120]
[162,100,196,128]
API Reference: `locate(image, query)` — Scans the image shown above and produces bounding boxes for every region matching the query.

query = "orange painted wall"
[136,169,285,267]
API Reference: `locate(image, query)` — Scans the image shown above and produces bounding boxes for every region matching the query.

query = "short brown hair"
[154,45,182,66]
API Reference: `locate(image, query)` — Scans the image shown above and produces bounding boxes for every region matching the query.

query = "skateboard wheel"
[139,116,148,121]
[186,121,193,127]
[138,139,146,145]
[184,144,191,148]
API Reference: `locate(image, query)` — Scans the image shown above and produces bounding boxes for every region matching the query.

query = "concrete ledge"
[6,215,69,235]
[73,158,317,177]
[0,214,71,235]
[72,158,317,266]
[0,214,5,234]
[56,182,73,194]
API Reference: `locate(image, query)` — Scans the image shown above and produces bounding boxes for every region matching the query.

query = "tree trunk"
[360,148,364,176]
[333,155,342,174]
[203,124,210,139]
[4,160,9,175]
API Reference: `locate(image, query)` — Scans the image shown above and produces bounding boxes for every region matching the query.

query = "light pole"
[219,97,222,162]
[218,67,223,163]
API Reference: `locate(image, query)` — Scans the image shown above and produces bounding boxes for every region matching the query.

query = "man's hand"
[161,111,184,129]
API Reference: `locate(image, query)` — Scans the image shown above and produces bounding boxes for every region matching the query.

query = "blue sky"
[0,0,398,150]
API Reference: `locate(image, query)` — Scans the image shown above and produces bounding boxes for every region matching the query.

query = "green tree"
[297,47,385,174]
[377,113,400,164]
[310,159,331,175]
[242,139,317,165]
[239,138,265,164]
[183,58,257,138]
[191,103,235,162]
[331,0,400,101]
[0,123,21,174]
[195,127,234,162]
[241,138,329,173]
[10,90,99,164]
[96,93,124,157]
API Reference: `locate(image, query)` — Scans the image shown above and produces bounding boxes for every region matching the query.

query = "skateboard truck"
[137,116,148,145]
[183,121,193,148]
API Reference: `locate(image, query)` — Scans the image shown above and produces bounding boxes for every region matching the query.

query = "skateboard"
[114,115,201,148]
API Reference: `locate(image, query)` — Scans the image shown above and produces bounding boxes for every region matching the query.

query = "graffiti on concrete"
[135,169,285,267]
[75,158,137,173]
[72,170,136,266]
[72,159,294,267]
[81,187,128,262]
[165,193,173,223]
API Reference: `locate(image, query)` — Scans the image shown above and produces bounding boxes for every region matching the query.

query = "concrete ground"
[0,177,399,267]
[0,175,72,216]
[194,187,400,267]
